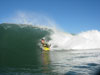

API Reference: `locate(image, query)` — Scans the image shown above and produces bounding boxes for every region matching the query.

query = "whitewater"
[49,29,100,50]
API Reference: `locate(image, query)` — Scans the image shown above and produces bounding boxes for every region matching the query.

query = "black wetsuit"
[42,42,49,47]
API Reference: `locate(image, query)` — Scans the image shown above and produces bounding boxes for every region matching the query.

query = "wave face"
[0,23,52,66]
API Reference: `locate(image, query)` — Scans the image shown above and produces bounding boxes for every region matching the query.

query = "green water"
[0,23,53,74]
[0,50,100,75]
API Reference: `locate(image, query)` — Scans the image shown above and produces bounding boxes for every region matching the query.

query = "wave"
[0,23,100,51]
[0,23,52,66]
[0,23,52,50]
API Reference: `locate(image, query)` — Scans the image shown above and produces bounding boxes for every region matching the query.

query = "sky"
[0,0,100,33]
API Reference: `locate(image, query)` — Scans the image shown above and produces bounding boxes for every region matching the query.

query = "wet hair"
[41,39,44,40]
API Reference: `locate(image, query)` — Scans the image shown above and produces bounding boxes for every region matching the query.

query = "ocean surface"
[0,23,100,75]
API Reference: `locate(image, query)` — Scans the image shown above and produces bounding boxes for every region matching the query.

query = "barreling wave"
[0,23,52,49]
[0,23,53,66]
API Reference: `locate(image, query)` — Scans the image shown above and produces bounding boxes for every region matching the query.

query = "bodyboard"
[43,46,50,51]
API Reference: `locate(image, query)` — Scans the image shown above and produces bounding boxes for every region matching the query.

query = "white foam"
[49,30,100,50]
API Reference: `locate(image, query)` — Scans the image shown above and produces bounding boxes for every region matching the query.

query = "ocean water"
[0,23,100,75]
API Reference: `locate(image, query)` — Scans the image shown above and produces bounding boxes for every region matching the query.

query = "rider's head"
[42,39,45,41]
[41,39,45,43]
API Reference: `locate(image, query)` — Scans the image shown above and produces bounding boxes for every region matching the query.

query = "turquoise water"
[0,23,100,75]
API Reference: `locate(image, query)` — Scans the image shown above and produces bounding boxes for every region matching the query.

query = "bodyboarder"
[41,39,50,48]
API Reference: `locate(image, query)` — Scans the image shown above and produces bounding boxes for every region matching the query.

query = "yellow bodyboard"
[43,47,50,51]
